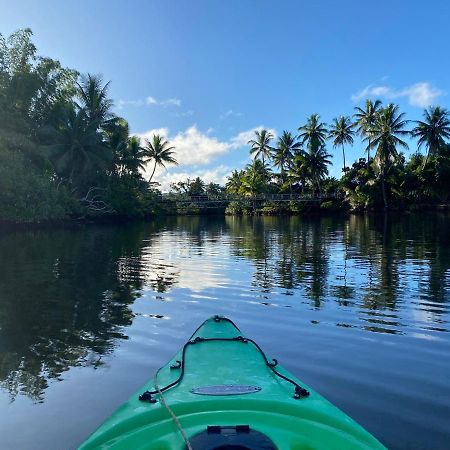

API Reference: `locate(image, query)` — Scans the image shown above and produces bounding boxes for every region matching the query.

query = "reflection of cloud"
[141,234,230,293]
[176,259,229,292]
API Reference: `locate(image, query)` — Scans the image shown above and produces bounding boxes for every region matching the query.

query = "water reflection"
[0,214,449,403]
[0,225,147,401]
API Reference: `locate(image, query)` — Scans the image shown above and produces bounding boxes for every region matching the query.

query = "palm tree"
[303,146,332,193]
[329,116,355,171]
[76,73,114,127]
[226,170,244,195]
[48,106,111,190]
[248,129,274,166]
[287,151,308,192]
[123,136,146,175]
[298,114,328,152]
[273,131,302,186]
[353,99,382,167]
[143,134,178,183]
[411,106,450,166]
[241,159,272,201]
[369,104,409,209]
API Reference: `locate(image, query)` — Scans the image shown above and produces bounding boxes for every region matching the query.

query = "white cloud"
[171,109,194,118]
[161,98,181,107]
[117,99,145,108]
[220,109,243,120]
[229,126,277,149]
[134,125,278,189]
[116,96,181,109]
[351,82,444,107]
[135,125,230,176]
[154,165,231,192]
[145,96,157,105]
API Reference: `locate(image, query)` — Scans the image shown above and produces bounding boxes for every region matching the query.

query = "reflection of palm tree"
[0,225,149,401]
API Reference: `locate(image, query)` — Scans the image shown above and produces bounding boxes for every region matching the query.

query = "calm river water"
[0,214,449,449]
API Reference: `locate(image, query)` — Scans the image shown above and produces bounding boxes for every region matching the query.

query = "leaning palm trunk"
[342,144,346,171]
[381,177,388,210]
[149,162,157,183]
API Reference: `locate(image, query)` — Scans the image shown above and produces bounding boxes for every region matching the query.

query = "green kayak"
[80,316,386,449]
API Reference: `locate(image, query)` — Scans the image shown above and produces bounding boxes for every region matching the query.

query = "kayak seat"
[187,425,278,450]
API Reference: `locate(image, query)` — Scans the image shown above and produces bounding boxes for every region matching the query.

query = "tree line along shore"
[1,29,449,224]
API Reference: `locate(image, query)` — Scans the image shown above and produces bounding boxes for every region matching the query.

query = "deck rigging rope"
[139,316,309,403]
[154,370,194,450]
[138,316,310,448]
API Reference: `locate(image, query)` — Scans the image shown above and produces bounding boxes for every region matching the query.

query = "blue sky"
[1,0,449,189]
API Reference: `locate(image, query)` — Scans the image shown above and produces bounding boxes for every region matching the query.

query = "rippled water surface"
[1,214,450,449]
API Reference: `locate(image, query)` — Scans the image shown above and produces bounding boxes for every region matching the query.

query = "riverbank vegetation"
[0,29,177,223]
[171,102,450,215]
[1,29,449,223]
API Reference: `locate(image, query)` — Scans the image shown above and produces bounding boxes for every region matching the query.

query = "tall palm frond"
[248,129,274,166]
[369,103,409,208]
[273,131,302,185]
[353,99,382,166]
[411,106,450,166]
[298,114,328,152]
[143,134,177,183]
[329,116,355,171]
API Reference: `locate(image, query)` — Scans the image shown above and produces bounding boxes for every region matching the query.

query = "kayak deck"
[79,316,386,449]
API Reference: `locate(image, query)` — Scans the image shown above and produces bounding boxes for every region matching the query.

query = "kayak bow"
[79,315,386,449]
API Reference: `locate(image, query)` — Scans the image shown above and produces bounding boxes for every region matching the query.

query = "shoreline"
[1,204,449,230]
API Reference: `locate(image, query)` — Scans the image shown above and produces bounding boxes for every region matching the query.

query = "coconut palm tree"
[143,134,178,183]
[48,106,111,190]
[411,106,450,166]
[123,136,146,175]
[241,159,272,198]
[369,104,409,209]
[287,151,308,192]
[226,170,244,195]
[353,99,382,167]
[248,129,274,166]
[298,114,328,152]
[329,116,355,171]
[76,73,114,128]
[303,146,332,193]
[273,131,302,186]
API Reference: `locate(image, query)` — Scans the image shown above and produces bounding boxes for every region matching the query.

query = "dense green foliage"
[0,29,176,223]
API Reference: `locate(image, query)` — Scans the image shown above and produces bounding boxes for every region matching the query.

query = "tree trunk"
[367,139,371,169]
[342,144,346,172]
[381,176,388,210]
[149,161,157,183]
